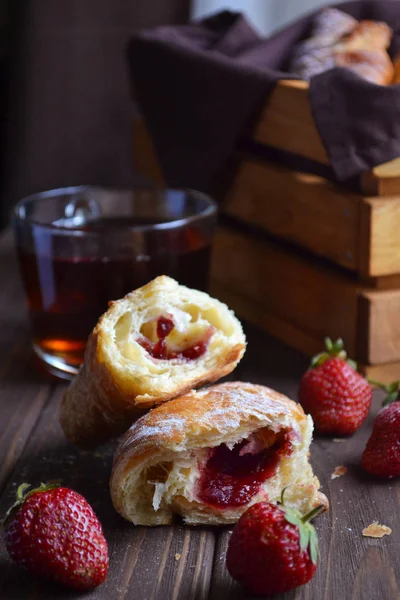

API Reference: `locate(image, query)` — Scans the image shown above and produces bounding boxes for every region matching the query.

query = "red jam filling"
[138,316,211,361]
[196,432,292,508]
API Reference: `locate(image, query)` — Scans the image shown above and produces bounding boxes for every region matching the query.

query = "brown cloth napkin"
[127,2,400,191]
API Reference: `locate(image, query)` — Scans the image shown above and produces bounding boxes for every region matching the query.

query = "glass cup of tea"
[12,186,217,379]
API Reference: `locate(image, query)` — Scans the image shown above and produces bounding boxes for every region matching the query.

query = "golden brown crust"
[315,490,330,513]
[336,21,392,52]
[60,276,246,448]
[333,21,393,86]
[335,50,394,85]
[60,333,150,447]
[110,382,329,526]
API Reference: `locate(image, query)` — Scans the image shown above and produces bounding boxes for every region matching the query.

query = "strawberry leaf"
[310,338,356,371]
[299,522,311,552]
[309,527,319,564]
[311,352,327,368]
[16,483,30,501]
[282,508,303,528]
[388,380,400,394]
[383,390,399,407]
[282,506,320,565]
[369,380,400,406]
[4,481,61,523]
[331,338,344,353]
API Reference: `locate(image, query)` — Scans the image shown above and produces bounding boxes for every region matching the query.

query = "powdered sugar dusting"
[114,382,303,466]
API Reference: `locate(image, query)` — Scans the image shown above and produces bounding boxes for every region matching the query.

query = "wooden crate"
[132,82,400,381]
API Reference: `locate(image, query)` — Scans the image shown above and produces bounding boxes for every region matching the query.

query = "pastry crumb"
[333,438,346,443]
[175,553,181,561]
[362,522,392,538]
[331,466,347,479]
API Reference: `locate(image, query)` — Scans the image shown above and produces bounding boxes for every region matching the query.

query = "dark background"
[0,0,190,229]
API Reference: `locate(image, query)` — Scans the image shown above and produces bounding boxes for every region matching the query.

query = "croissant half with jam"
[60,276,246,447]
[110,382,328,526]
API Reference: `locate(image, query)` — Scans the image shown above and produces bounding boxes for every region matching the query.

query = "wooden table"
[0,230,399,600]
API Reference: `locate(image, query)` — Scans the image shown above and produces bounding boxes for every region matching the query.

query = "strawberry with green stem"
[226,489,323,595]
[299,338,372,435]
[3,482,109,591]
[362,380,400,478]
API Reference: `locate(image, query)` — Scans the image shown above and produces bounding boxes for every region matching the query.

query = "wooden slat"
[361,157,400,197]
[212,226,360,357]
[361,361,400,384]
[360,197,400,277]
[357,290,400,365]
[365,273,400,290]
[224,158,360,271]
[225,160,400,279]
[223,179,400,278]
[252,79,329,165]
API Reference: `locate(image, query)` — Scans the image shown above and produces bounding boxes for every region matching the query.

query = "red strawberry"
[362,380,400,478]
[226,494,322,595]
[4,483,108,591]
[299,338,372,435]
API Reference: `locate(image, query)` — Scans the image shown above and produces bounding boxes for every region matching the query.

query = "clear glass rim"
[12,185,218,234]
